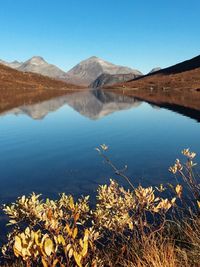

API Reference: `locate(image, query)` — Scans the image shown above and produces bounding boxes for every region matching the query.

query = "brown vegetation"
[117,67,200,92]
[105,56,200,114]
[0,147,199,267]
[105,57,200,119]
[0,63,84,113]
[107,55,200,92]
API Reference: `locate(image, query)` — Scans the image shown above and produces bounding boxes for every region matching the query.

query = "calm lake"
[0,89,200,206]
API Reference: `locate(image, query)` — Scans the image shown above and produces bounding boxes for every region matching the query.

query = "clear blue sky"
[0,0,199,73]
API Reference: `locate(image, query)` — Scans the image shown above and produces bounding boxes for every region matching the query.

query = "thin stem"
[97,150,135,190]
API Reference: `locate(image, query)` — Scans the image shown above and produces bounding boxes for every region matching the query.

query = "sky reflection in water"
[0,90,200,205]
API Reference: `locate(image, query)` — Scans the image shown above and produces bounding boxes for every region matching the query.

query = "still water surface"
[0,90,200,205]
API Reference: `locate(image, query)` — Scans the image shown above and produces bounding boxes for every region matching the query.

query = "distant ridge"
[148,67,161,74]
[0,56,142,86]
[0,59,22,69]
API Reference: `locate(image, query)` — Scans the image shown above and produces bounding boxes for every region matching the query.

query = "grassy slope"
[108,55,200,91]
[123,68,200,91]
[106,56,200,112]
[0,63,84,113]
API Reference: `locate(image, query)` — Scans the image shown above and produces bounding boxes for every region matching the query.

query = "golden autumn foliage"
[0,148,200,266]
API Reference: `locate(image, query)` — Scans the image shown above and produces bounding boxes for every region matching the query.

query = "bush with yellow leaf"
[0,147,199,267]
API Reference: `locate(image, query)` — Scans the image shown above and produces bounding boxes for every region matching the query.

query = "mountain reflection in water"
[0,88,200,209]
[2,89,200,122]
[1,90,141,120]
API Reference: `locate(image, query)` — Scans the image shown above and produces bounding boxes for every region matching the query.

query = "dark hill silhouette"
[155,55,200,75]
[132,55,200,82]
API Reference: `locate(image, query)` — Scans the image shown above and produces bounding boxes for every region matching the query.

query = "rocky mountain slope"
[17,56,66,79]
[64,56,142,86]
[90,73,141,88]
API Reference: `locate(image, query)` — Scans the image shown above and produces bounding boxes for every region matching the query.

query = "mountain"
[107,55,200,91]
[0,55,142,86]
[0,56,66,80]
[64,56,142,86]
[90,73,141,88]
[2,90,141,120]
[0,59,22,69]
[17,56,66,79]
[148,67,161,74]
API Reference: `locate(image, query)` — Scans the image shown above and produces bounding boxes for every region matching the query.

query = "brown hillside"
[120,67,200,91]
[106,68,200,118]
[107,55,200,91]
[105,56,200,115]
[0,63,84,113]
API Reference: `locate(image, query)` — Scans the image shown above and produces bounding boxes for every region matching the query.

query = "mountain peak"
[17,56,66,79]
[64,56,142,86]
[88,56,99,60]
[79,56,104,64]
[12,60,21,64]
[149,67,161,74]
[27,56,47,65]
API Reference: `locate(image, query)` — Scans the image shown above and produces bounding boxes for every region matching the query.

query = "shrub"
[1,147,199,266]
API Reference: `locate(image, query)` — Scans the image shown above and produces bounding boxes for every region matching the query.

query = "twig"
[96,148,135,190]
